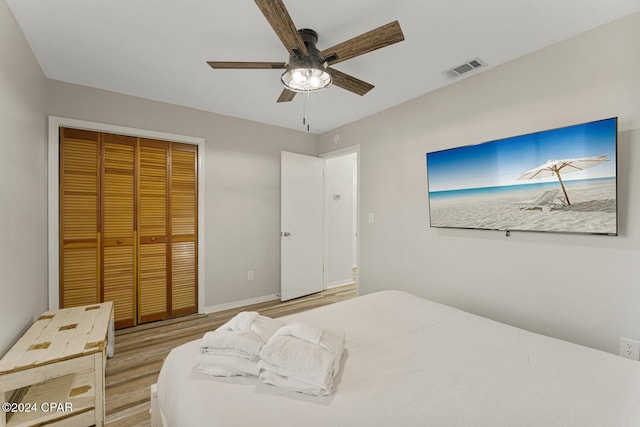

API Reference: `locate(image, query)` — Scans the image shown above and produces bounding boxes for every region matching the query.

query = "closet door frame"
[48,116,205,314]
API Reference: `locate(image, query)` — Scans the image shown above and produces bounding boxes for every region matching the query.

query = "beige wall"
[0,0,47,355]
[45,80,318,311]
[318,12,640,354]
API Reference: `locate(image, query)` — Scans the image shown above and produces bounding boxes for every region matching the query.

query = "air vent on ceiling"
[444,57,487,80]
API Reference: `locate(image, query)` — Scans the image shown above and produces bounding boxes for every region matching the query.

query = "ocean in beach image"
[428,178,616,234]
[425,118,618,235]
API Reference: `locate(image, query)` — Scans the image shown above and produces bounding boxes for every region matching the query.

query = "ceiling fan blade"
[254,0,309,56]
[277,88,297,103]
[207,61,286,69]
[328,67,374,96]
[320,20,404,66]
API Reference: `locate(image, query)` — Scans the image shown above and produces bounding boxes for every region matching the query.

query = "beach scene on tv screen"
[426,118,617,235]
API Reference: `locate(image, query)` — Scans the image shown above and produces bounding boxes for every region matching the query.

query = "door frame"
[47,116,206,313]
[319,144,360,293]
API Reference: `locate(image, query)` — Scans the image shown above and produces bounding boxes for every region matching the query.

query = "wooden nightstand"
[0,302,114,427]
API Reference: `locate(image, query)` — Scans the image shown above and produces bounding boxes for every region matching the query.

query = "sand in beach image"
[429,179,616,234]
[426,118,617,235]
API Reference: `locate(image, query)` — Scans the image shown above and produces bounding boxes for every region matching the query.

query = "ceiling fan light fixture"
[281,57,331,93]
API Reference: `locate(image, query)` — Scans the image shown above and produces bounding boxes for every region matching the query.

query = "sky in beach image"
[426,118,617,193]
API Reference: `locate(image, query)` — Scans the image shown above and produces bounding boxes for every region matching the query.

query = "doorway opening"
[279,146,359,301]
[321,146,359,294]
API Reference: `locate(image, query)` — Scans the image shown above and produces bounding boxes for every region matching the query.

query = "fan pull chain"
[302,94,306,127]
[304,91,311,132]
[301,91,311,132]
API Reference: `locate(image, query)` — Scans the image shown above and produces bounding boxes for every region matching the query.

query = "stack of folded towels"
[197,311,283,377]
[259,321,345,396]
[197,312,345,396]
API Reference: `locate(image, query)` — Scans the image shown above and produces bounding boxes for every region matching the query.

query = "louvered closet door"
[138,139,169,323]
[169,143,198,317]
[102,133,136,328]
[60,129,198,327]
[60,128,100,308]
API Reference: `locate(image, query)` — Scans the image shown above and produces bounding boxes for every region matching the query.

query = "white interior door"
[280,151,324,301]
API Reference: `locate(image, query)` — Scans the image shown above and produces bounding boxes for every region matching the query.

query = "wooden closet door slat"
[102,134,136,328]
[170,144,197,316]
[139,243,168,320]
[103,246,135,327]
[62,247,99,307]
[138,140,169,323]
[171,241,196,315]
[60,128,100,308]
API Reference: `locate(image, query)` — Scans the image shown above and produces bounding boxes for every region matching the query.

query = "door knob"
[283,232,291,237]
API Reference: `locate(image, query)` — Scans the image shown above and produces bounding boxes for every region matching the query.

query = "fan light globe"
[281,59,331,93]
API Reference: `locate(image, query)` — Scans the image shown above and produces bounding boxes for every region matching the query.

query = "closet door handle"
[150,236,156,242]
[116,239,123,245]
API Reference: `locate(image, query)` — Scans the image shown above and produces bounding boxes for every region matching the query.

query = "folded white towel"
[202,312,284,356]
[196,353,259,377]
[222,311,258,330]
[259,369,333,396]
[202,329,264,357]
[198,312,283,377]
[259,322,345,394]
[217,311,282,340]
[248,315,285,344]
[200,346,255,360]
[274,321,325,344]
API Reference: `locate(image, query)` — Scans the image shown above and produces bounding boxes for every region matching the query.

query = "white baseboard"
[204,294,280,314]
[326,279,355,289]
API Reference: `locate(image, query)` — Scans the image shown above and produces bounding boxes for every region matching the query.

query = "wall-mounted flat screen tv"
[426,117,617,235]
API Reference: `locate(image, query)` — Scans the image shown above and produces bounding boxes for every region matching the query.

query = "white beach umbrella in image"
[516,155,609,206]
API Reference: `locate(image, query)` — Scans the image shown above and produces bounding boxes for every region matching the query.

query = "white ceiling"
[7,0,640,134]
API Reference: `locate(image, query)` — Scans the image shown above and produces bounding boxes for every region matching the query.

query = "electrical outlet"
[620,337,640,360]
[247,270,254,281]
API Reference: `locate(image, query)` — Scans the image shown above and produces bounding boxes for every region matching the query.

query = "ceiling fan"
[207,0,405,103]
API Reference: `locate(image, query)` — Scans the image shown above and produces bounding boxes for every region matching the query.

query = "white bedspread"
[156,290,640,426]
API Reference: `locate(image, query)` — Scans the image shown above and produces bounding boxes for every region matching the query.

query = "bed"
[152,290,640,426]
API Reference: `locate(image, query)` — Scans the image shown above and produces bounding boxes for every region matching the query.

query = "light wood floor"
[104,284,357,426]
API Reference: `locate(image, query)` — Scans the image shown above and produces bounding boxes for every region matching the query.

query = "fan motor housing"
[291,29,326,63]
